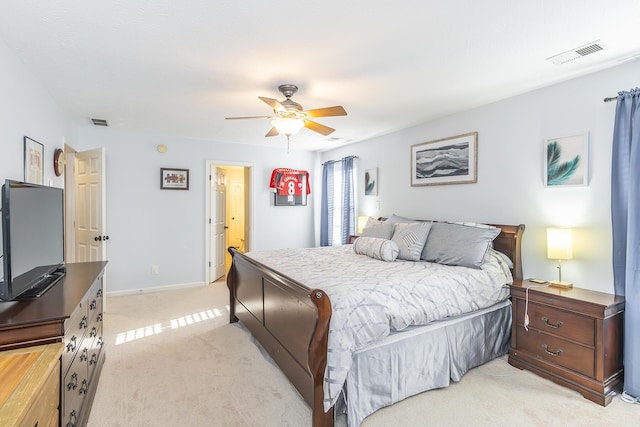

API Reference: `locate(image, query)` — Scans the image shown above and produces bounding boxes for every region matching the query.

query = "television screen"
[1,180,65,300]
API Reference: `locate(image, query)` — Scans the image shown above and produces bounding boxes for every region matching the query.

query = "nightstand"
[508,280,624,406]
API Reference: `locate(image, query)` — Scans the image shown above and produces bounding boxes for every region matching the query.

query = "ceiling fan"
[225,84,347,138]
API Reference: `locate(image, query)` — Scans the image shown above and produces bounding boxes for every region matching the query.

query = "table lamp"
[547,228,573,288]
[357,216,369,234]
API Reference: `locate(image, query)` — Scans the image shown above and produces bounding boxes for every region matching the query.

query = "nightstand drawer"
[515,299,594,346]
[516,326,595,377]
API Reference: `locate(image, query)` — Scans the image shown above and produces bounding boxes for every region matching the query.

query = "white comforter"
[245,244,511,411]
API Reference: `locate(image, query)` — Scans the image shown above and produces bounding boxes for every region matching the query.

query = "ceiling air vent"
[90,118,109,126]
[546,40,605,66]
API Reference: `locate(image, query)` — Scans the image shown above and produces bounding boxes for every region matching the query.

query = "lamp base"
[549,280,573,289]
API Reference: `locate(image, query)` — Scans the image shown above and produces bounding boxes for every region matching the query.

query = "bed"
[226,220,525,426]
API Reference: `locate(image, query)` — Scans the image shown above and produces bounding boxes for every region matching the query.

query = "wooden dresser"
[0,261,107,426]
[508,280,624,406]
[0,343,64,427]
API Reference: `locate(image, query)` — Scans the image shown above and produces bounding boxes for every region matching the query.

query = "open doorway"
[206,161,252,284]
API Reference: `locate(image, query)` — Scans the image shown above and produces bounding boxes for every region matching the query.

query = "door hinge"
[208,261,211,267]
[209,218,211,224]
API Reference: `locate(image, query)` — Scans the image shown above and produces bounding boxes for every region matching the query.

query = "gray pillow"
[353,237,399,262]
[384,214,418,225]
[391,222,432,261]
[361,218,395,239]
[421,222,500,268]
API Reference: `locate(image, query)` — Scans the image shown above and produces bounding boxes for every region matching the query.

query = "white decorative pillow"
[353,237,399,262]
[361,217,395,240]
[421,222,500,268]
[391,222,432,261]
[481,248,514,284]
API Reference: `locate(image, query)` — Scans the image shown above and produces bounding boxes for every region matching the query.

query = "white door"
[75,148,106,262]
[228,179,245,252]
[210,166,227,282]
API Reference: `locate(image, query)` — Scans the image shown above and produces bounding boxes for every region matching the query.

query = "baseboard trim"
[106,281,207,297]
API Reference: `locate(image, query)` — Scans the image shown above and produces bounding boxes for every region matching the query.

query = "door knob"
[94,236,102,241]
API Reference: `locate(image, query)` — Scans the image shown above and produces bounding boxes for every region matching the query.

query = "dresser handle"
[542,344,563,357]
[541,317,563,329]
[66,409,77,427]
[67,372,78,390]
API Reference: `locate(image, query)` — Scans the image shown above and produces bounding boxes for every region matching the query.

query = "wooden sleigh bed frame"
[226,223,525,426]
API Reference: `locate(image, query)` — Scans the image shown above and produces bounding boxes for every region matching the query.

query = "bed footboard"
[227,247,334,426]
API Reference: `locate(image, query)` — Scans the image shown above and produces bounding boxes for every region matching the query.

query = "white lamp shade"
[272,118,304,136]
[357,216,369,234]
[547,228,573,260]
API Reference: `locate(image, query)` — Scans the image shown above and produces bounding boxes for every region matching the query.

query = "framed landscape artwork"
[23,136,44,185]
[160,168,189,190]
[410,132,477,186]
[544,133,588,187]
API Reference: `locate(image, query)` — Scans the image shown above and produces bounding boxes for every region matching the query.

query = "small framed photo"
[365,168,378,196]
[544,133,588,187]
[160,168,189,190]
[24,136,44,185]
[411,132,477,186]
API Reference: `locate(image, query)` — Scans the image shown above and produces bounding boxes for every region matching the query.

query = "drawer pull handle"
[542,344,563,357]
[66,336,77,353]
[541,317,563,329]
[67,372,78,390]
[79,379,89,395]
[66,409,78,427]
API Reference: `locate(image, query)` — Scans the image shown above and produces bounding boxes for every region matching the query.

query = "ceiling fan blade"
[304,105,347,118]
[304,119,335,136]
[225,115,272,120]
[259,96,287,113]
[265,127,279,137]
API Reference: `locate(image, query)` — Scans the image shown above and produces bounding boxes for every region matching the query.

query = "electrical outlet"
[151,265,159,275]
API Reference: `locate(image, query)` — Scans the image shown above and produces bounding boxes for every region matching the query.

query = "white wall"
[72,126,317,293]
[321,59,640,294]
[0,38,71,282]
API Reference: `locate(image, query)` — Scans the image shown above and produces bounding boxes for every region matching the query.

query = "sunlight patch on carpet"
[114,305,229,345]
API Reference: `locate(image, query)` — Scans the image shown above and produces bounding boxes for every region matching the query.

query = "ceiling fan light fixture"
[272,117,304,136]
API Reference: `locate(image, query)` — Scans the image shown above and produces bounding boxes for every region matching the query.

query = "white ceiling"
[1,1,640,152]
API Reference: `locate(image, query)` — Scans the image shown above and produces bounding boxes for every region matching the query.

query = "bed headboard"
[487,223,525,281]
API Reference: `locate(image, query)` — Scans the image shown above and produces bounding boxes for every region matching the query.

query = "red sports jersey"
[269,168,311,195]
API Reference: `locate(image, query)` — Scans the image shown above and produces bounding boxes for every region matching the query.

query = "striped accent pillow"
[391,222,432,261]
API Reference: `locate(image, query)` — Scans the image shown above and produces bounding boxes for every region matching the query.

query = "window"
[320,156,358,246]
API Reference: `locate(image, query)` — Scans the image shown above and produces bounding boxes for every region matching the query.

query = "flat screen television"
[0,180,65,300]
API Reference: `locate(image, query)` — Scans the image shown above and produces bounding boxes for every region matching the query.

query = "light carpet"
[87,280,638,426]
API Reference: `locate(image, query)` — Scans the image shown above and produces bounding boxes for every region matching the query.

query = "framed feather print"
[365,168,378,196]
[544,133,588,187]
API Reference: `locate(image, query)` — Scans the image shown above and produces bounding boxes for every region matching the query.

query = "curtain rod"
[604,96,618,103]
[322,155,358,166]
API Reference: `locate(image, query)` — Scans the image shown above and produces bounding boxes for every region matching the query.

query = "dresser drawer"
[20,360,59,427]
[515,299,594,346]
[516,326,595,377]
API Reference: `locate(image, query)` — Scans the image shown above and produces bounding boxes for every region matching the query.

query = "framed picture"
[365,168,378,196]
[160,168,189,190]
[544,133,588,187]
[24,136,44,185]
[410,132,477,186]
[273,170,308,206]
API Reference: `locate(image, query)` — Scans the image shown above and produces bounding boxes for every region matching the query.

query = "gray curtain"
[320,156,357,246]
[611,87,640,398]
[320,161,335,246]
[340,156,357,245]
